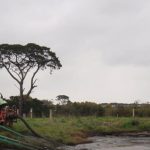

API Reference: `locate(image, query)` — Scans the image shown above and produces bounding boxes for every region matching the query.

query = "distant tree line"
[5,96,104,117]
[102,102,150,117]
[6,96,54,117]
[4,96,150,117]
[55,101,104,116]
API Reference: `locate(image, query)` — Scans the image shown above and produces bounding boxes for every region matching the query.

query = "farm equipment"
[0,95,50,150]
[0,95,41,136]
[0,97,17,126]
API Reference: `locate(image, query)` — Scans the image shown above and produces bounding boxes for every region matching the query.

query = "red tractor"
[0,96,17,126]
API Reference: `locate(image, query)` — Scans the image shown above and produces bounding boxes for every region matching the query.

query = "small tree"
[56,95,70,105]
[0,43,62,115]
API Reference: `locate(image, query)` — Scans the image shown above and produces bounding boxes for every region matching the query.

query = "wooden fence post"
[132,108,135,118]
[17,109,19,115]
[23,113,26,118]
[30,108,33,119]
[49,109,52,120]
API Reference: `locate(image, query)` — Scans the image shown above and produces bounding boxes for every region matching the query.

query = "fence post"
[49,109,52,121]
[23,113,26,118]
[30,108,33,119]
[132,108,135,118]
[17,109,19,115]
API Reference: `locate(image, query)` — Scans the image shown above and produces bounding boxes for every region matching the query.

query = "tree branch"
[3,64,20,84]
[8,55,23,80]
[23,65,32,80]
[26,66,40,97]
[15,54,24,79]
[10,67,22,80]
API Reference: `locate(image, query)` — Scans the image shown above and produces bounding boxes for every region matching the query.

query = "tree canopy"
[56,95,70,105]
[0,43,62,115]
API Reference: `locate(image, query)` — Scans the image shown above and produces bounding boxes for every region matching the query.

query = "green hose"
[0,135,40,150]
[0,125,24,137]
[17,116,42,138]
[0,117,54,149]
[0,125,44,149]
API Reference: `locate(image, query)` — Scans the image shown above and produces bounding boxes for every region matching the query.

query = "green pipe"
[0,125,38,149]
[0,118,53,149]
[0,135,41,150]
[0,139,35,150]
[0,138,35,150]
[0,125,24,137]
[18,116,42,137]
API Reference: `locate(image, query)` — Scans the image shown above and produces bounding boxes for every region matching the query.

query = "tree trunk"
[19,83,24,116]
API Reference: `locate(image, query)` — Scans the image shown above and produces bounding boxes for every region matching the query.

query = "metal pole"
[49,109,52,120]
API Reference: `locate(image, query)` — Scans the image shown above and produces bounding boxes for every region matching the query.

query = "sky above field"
[0,0,150,103]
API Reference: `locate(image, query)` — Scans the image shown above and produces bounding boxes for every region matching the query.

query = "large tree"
[56,95,70,105]
[0,43,62,115]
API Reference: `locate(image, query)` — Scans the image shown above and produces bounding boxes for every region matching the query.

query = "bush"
[123,119,140,128]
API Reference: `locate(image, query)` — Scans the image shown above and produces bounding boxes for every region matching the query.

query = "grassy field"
[10,116,150,145]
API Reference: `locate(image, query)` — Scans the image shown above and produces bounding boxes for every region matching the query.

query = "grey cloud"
[0,0,150,102]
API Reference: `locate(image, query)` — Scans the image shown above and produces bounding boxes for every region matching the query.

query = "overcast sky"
[0,0,150,103]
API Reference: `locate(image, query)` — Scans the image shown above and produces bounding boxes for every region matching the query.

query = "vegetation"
[56,95,70,105]
[5,96,150,118]
[2,95,150,147]
[6,96,105,117]
[0,43,62,115]
[7,96,53,117]
[12,117,150,145]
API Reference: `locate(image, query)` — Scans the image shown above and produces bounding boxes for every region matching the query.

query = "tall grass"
[12,117,150,145]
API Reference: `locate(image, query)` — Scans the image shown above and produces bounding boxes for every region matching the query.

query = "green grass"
[10,117,150,145]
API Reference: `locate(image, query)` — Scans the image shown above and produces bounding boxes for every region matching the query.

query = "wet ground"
[2,136,150,150]
[61,136,150,150]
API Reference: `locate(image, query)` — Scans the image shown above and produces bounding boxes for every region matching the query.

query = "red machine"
[0,106,17,126]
